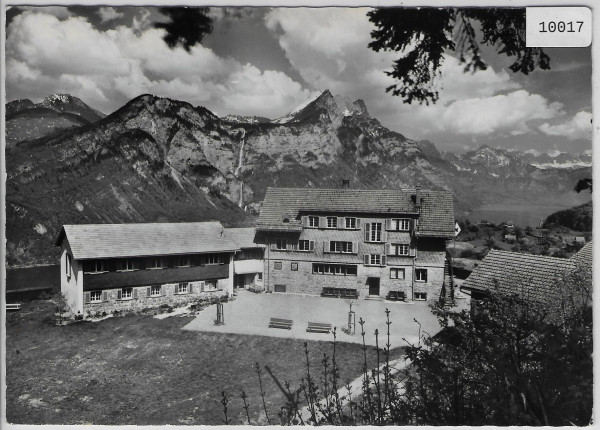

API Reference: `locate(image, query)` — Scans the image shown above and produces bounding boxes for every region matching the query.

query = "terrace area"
[184,290,469,346]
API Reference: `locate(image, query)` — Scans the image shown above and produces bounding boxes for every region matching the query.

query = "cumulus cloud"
[6,10,314,118]
[97,7,125,24]
[20,6,73,19]
[539,111,592,141]
[265,7,562,140]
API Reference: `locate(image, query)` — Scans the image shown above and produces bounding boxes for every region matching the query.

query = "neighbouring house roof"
[256,187,455,238]
[55,222,240,260]
[462,242,593,305]
[224,227,263,249]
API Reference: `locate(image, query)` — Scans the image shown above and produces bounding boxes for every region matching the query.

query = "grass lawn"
[6,299,404,425]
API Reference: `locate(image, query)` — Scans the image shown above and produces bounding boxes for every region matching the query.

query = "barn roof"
[461,242,593,305]
[256,187,455,238]
[55,222,239,260]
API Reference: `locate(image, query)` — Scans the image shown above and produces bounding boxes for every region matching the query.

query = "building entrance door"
[367,277,380,296]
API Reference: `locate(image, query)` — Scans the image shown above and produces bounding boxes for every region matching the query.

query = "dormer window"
[389,219,411,231]
[283,218,290,223]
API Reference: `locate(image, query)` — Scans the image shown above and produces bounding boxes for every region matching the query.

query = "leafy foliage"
[368,8,550,104]
[543,201,592,232]
[154,7,213,52]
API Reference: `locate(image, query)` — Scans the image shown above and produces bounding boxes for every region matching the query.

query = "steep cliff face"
[5,95,253,266]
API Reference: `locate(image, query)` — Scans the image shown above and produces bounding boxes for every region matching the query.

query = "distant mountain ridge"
[5,94,105,147]
[5,91,592,266]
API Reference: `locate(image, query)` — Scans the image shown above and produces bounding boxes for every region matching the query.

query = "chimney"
[342,179,350,189]
[415,184,422,209]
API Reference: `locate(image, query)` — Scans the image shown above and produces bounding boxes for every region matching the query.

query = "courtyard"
[185,289,469,347]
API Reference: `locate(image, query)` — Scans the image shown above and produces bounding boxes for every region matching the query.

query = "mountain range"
[5,90,591,266]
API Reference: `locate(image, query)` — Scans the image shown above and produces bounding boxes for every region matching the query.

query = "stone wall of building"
[82,281,226,317]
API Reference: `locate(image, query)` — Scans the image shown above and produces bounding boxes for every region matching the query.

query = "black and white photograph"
[2,1,594,426]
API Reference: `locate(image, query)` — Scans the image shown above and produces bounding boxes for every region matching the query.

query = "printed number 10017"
[539,21,583,33]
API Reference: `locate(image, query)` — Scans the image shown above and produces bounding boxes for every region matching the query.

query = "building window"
[121,287,133,300]
[329,241,354,253]
[391,219,411,231]
[345,217,357,229]
[204,254,222,265]
[118,259,138,272]
[308,216,319,227]
[390,268,405,279]
[312,263,358,276]
[392,244,410,256]
[364,254,386,266]
[415,269,428,282]
[65,254,72,277]
[326,216,338,228]
[276,238,287,250]
[148,257,166,269]
[370,254,381,266]
[291,262,298,271]
[298,240,313,251]
[90,290,102,302]
[367,222,382,242]
[84,259,107,274]
[257,273,263,280]
[177,282,189,294]
[150,285,161,297]
[415,292,428,300]
[274,261,282,270]
[274,284,287,293]
[175,256,192,267]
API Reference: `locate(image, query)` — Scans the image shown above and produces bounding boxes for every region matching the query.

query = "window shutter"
[315,216,320,228]
[302,216,308,227]
[381,255,387,266]
[102,291,108,302]
[386,219,392,231]
[323,241,330,253]
[270,242,277,251]
[386,243,392,256]
[364,223,371,242]
[84,292,90,303]
[133,288,138,299]
[412,218,417,233]
[364,254,370,265]
[309,240,315,251]
[117,290,122,300]
[382,228,387,243]
[410,248,416,257]
[352,242,358,254]
[189,284,194,294]
[147,287,151,297]
[356,218,361,229]
[337,217,344,228]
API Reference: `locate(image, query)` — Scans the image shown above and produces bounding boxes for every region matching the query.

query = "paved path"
[183,290,468,347]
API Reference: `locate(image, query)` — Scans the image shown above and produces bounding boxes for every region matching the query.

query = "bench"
[306,322,332,334]
[6,303,21,311]
[321,287,359,299]
[269,318,293,330]
[386,291,406,302]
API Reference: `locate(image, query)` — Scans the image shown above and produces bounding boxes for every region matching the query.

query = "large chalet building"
[56,222,264,316]
[254,186,455,301]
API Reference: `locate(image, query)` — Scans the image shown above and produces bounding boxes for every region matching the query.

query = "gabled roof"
[256,187,455,237]
[461,249,578,304]
[56,222,239,260]
[224,227,263,249]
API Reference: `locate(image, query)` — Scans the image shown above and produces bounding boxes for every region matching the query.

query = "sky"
[4,6,593,155]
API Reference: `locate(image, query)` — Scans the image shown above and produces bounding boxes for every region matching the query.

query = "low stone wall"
[82,282,226,317]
